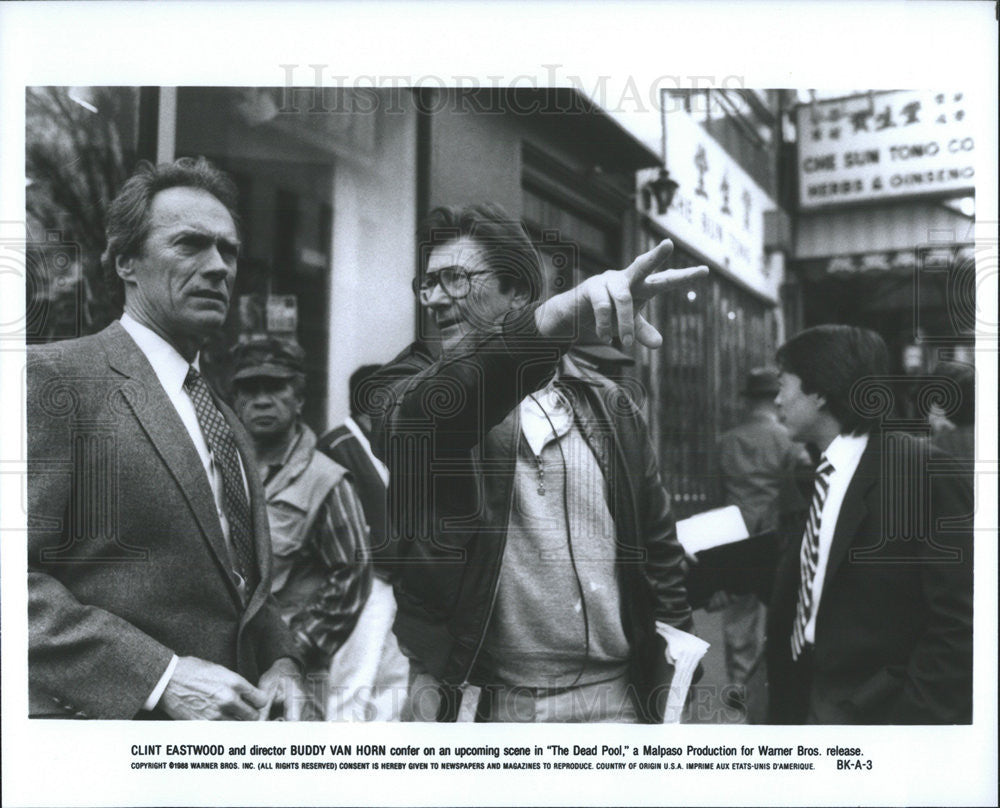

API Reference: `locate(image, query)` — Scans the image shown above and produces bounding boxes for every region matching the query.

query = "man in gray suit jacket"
[28,157,305,720]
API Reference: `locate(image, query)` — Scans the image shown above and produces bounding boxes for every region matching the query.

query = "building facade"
[26,86,660,435]
[788,90,978,422]
[635,89,789,518]
[30,86,969,506]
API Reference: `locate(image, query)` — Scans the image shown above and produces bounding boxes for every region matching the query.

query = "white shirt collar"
[823,432,869,472]
[119,312,200,394]
[520,383,573,457]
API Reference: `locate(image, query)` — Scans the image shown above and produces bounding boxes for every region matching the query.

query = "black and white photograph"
[1,2,996,807]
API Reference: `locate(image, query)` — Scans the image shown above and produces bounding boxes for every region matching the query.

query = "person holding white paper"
[713,367,808,714]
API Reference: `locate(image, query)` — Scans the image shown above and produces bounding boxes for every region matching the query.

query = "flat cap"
[231,336,305,381]
[742,366,780,397]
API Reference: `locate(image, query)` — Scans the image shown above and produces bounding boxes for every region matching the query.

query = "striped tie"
[791,457,835,661]
[184,367,258,594]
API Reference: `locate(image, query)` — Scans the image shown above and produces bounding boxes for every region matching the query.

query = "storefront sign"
[641,108,779,302]
[797,244,973,279]
[796,91,976,208]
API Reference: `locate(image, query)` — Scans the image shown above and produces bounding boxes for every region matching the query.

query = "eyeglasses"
[412,267,493,300]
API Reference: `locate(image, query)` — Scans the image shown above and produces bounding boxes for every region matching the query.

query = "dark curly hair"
[417,203,543,304]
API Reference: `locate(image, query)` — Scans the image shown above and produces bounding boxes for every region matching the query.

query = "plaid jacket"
[264,423,372,669]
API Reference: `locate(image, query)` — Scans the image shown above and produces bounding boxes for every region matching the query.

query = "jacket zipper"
[457,370,602,686]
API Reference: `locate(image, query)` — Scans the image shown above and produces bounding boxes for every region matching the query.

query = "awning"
[511,88,662,173]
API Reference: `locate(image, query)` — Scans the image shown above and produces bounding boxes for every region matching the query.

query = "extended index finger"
[642,265,710,292]
[623,239,675,286]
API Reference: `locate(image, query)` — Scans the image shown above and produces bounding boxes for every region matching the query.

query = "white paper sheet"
[675,505,750,556]
[656,623,711,724]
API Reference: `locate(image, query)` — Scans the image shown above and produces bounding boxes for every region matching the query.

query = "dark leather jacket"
[370,307,692,722]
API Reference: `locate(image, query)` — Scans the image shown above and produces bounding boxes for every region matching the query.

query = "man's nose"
[423,281,451,308]
[202,245,234,280]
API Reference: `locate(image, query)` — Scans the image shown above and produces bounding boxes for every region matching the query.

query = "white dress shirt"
[803,432,869,644]
[119,313,251,709]
[120,313,250,533]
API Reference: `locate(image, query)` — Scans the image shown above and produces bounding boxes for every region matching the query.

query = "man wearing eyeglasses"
[411,231,531,351]
[371,203,708,723]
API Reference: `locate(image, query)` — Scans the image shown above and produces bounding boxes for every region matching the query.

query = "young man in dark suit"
[766,325,973,724]
[28,157,305,719]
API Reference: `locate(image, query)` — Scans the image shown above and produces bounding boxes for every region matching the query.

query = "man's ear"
[116,255,135,282]
[510,283,531,309]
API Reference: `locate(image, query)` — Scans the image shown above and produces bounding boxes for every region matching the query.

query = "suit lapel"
[822,437,881,593]
[100,322,243,606]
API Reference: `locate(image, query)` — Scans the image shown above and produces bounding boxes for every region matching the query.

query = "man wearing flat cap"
[232,336,372,717]
[714,367,809,717]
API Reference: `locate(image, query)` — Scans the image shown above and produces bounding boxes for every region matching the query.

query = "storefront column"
[156,88,177,164]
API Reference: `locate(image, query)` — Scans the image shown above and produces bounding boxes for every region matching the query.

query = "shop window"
[272,189,299,278]
[521,142,624,285]
[521,147,634,380]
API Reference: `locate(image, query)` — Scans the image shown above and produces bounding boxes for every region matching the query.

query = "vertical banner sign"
[796,90,976,208]
[640,107,780,304]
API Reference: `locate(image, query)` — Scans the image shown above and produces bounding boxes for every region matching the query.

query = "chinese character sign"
[641,106,780,303]
[797,90,976,208]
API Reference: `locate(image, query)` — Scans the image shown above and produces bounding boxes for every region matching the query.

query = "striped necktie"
[791,457,835,660]
[183,366,258,594]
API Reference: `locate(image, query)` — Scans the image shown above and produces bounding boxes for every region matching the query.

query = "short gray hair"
[100,156,240,309]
